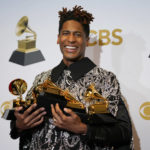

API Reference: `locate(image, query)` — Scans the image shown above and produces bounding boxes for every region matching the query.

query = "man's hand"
[14,103,46,132]
[51,103,87,134]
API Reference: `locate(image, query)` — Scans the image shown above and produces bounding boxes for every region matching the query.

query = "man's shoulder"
[36,69,52,78]
[33,62,62,85]
[33,69,52,85]
[93,66,117,78]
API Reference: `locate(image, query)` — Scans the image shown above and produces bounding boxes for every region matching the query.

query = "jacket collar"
[51,57,96,83]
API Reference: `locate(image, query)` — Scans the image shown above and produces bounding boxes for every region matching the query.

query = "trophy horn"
[16,16,36,39]
[9,79,27,100]
[84,84,109,114]
[84,84,107,102]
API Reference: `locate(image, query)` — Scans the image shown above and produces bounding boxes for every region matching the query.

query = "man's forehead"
[61,20,84,32]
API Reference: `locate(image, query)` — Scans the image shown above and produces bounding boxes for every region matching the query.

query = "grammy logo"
[9,16,45,66]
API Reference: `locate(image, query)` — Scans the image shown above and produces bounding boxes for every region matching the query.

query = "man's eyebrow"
[62,30,69,32]
[62,30,82,33]
[74,31,82,33]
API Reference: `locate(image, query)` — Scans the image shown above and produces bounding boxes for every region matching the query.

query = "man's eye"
[75,33,81,37]
[62,32,69,35]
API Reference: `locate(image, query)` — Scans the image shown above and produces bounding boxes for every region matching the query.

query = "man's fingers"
[55,103,65,117]
[64,108,75,117]
[51,104,63,123]
[23,103,37,117]
[14,107,23,118]
[15,107,46,130]
[30,117,44,128]
[15,106,23,112]
[25,107,46,124]
[27,111,46,127]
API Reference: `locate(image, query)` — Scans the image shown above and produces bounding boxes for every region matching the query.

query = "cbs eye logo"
[139,102,150,120]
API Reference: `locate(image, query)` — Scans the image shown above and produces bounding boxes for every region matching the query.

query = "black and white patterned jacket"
[10,57,133,150]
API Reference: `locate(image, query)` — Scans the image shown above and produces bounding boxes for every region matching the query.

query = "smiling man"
[57,19,89,66]
[10,6,133,150]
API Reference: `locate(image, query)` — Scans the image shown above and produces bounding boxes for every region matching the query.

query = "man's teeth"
[65,46,76,49]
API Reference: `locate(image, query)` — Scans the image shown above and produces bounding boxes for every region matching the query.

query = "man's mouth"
[65,46,78,52]
[65,46,77,49]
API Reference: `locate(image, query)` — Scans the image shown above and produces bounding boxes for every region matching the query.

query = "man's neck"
[63,57,85,67]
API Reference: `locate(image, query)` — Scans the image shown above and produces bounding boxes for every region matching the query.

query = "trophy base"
[2,109,15,120]
[9,50,45,66]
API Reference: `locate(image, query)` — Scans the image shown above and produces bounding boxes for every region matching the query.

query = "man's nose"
[68,34,76,43]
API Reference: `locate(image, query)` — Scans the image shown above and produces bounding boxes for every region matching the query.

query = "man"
[10,6,133,150]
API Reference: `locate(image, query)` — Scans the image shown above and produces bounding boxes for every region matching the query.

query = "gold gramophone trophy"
[9,16,45,66]
[1,79,110,122]
[0,79,35,120]
[33,80,109,115]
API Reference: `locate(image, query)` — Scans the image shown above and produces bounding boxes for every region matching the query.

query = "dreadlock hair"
[58,5,94,37]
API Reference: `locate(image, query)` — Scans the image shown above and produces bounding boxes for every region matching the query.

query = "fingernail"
[34,103,37,107]
[64,108,67,111]
[41,107,45,111]
[19,106,23,109]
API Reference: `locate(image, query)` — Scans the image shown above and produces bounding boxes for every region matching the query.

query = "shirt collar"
[51,57,96,82]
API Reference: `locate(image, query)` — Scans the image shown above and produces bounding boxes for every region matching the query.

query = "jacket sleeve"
[85,71,132,148]
[86,98,132,147]
[10,120,20,139]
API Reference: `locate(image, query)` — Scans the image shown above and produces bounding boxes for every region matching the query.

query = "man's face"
[57,20,89,66]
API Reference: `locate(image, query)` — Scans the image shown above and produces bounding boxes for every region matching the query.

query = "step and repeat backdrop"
[0,0,150,149]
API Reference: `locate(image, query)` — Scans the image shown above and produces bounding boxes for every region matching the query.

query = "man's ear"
[86,37,89,46]
[57,35,60,44]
